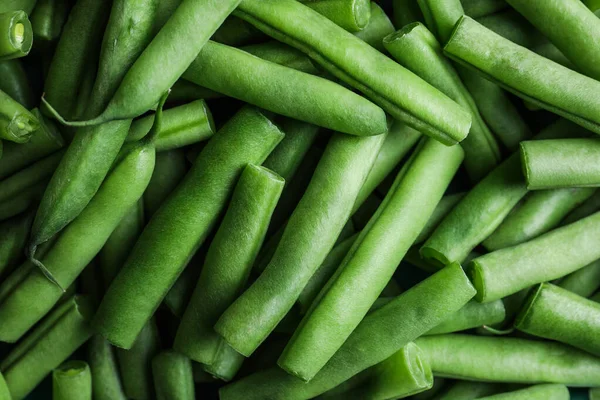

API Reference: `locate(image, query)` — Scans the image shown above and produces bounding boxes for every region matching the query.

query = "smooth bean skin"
[152,351,195,400]
[521,139,600,189]
[279,138,464,381]
[384,23,500,182]
[93,107,284,349]
[52,361,92,400]
[184,41,387,137]
[354,2,395,52]
[87,335,127,400]
[30,0,70,42]
[220,264,475,400]
[557,259,600,298]
[299,0,371,32]
[174,164,284,365]
[236,0,472,146]
[0,89,39,144]
[0,211,33,279]
[515,283,600,356]
[444,16,600,135]
[477,384,569,400]
[1,296,93,400]
[0,11,33,60]
[215,132,386,357]
[483,188,596,250]
[469,210,600,302]
[416,334,600,386]
[0,60,34,108]
[425,299,505,335]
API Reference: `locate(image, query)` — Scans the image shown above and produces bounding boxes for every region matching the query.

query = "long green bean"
[0,180,47,221]
[152,351,195,400]
[52,361,92,400]
[87,335,127,400]
[425,299,505,335]
[478,384,569,400]
[557,259,600,298]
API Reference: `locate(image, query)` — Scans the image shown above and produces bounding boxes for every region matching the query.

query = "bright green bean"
[219,264,475,399]
[0,211,32,279]
[425,299,505,335]
[561,189,600,225]
[299,0,371,32]
[93,107,284,349]
[0,11,32,60]
[87,335,127,400]
[152,351,195,400]
[279,138,463,380]
[242,41,320,74]
[434,381,503,400]
[557,259,600,298]
[52,361,92,400]
[483,188,596,250]
[0,89,38,144]
[0,60,34,108]
[393,0,424,28]
[142,149,187,218]
[235,0,472,145]
[30,0,70,42]
[202,344,245,382]
[215,131,386,358]
[462,0,507,18]
[415,192,465,244]
[1,295,93,400]
[354,2,395,52]
[0,0,38,14]
[416,334,600,386]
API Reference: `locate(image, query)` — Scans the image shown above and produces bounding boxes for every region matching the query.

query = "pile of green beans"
[3,0,600,398]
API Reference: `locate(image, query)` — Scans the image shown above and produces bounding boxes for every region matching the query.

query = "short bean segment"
[93,107,284,349]
[52,361,92,400]
[1,295,94,400]
[87,335,127,400]
[299,0,371,32]
[235,0,472,145]
[152,351,195,400]
[219,264,476,400]
[483,188,597,251]
[0,89,38,144]
[0,60,35,108]
[174,164,284,366]
[425,299,505,335]
[0,11,32,60]
[415,334,600,386]
[557,259,600,298]
[279,138,464,381]
[215,131,386,358]
[384,22,500,181]
[515,283,600,356]
[354,2,395,52]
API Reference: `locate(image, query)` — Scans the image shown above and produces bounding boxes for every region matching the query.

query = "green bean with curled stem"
[0,11,32,60]
[152,351,195,400]
[354,2,395,52]
[557,259,600,298]
[87,335,127,400]
[0,60,34,108]
[52,361,92,400]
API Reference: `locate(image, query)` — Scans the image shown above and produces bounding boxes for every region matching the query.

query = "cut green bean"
[521,139,600,189]
[425,299,505,335]
[1,295,93,400]
[152,351,195,400]
[0,11,32,60]
[219,264,475,399]
[515,283,600,356]
[279,138,463,381]
[30,0,70,42]
[462,0,507,18]
[393,0,424,28]
[174,164,284,365]
[93,107,284,349]
[0,89,38,144]
[116,320,161,400]
[561,189,600,226]
[384,23,500,181]
[215,132,385,358]
[299,0,371,32]
[52,361,92,400]
[235,0,472,145]
[483,188,596,250]
[415,192,465,244]
[416,334,600,386]
[444,16,600,135]
[477,384,569,400]
[354,2,395,52]
[434,381,503,400]
[87,335,127,400]
[184,41,387,137]
[202,344,245,382]
[142,149,187,218]
[242,41,320,74]
[0,60,34,108]
[557,259,600,298]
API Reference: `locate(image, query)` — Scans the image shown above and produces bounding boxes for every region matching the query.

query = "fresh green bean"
[30,0,70,42]
[235,0,472,145]
[142,149,187,218]
[0,211,33,279]
[0,0,38,14]
[184,42,387,137]
[561,190,600,225]
[462,0,507,18]
[415,334,600,386]
[87,335,127,400]
[444,16,600,135]
[298,0,371,32]
[52,361,92,400]
[0,60,34,108]
[0,371,9,400]
[93,107,284,349]
[242,40,320,74]
[515,283,600,356]
[477,384,569,400]
[202,344,245,382]
[0,89,38,144]
[211,16,266,47]
[393,0,424,28]
[557,259,600,298]
[279,138,463,380]
[483,188,596,250]
[425,299,505,335]
[354,2,395,52]
[384,23,500,181]
[0,11,32,60]
[215,131,386,358]
[1,295,93,400]
[152,351,195,400]
[219,264,475,399]
[434,381,503,400]
[415,193,465,244]
[521,139,600,189]
[0,180,47,221]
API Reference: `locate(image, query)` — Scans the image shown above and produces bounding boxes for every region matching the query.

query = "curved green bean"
[279,138,463,381]
[0,89,38,144]
[354,2,395,52]
[0,60,34,108]
[425,299,505,335]
[0,11,32,60]
[215,131,385,358]
[235,0,472,145]
[0,211,33,279]
[52,361,92,400]
[557,259,600,298]
[299,0,371,32]
[415,334,600,386]
[477,384,569,400]
[30,0,70,42]
[152,351,195,400]
[87,335,127,400]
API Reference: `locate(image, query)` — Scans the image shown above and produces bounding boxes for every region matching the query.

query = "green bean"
[69,58,98,123]
[298,0,371,32]
[167,80,222,103]
[0,371,9,400]
[30,0,70,42]
[0,211,33,279]
[521,139,600,189]
[143,149,187,218]
[279,138,463,380]
[477,10,544,48]
[219,263,475,399]
[354,2,395,52]
[444,16,600,135]
[235,0,472,145]
[561,189,600,225]
[0,11,32,60]
[242,40,320,74]
[515,283,600,356]
[202,344,245,382]
[462,0,507,18]
[384,23,500,181]
[215,132,386,358]
[557,259,600,298]
[0,60,34,108]
[483,188,597,250]
[211,16,267,47]
[415,334,600,386]
[152,351,195,400]
[479,384,569,400]
[425,299,505,335]
[184,42,387,137]
[93,107,284,349]
[1,295,93,400]
[0,0,37,14]
[415,193,465,244]
[393,0,424,28]
[87,335,127,400]
[52,361,92,400]
[0,180,46,221]
[434,381,503,400]
[0,89,38,144]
